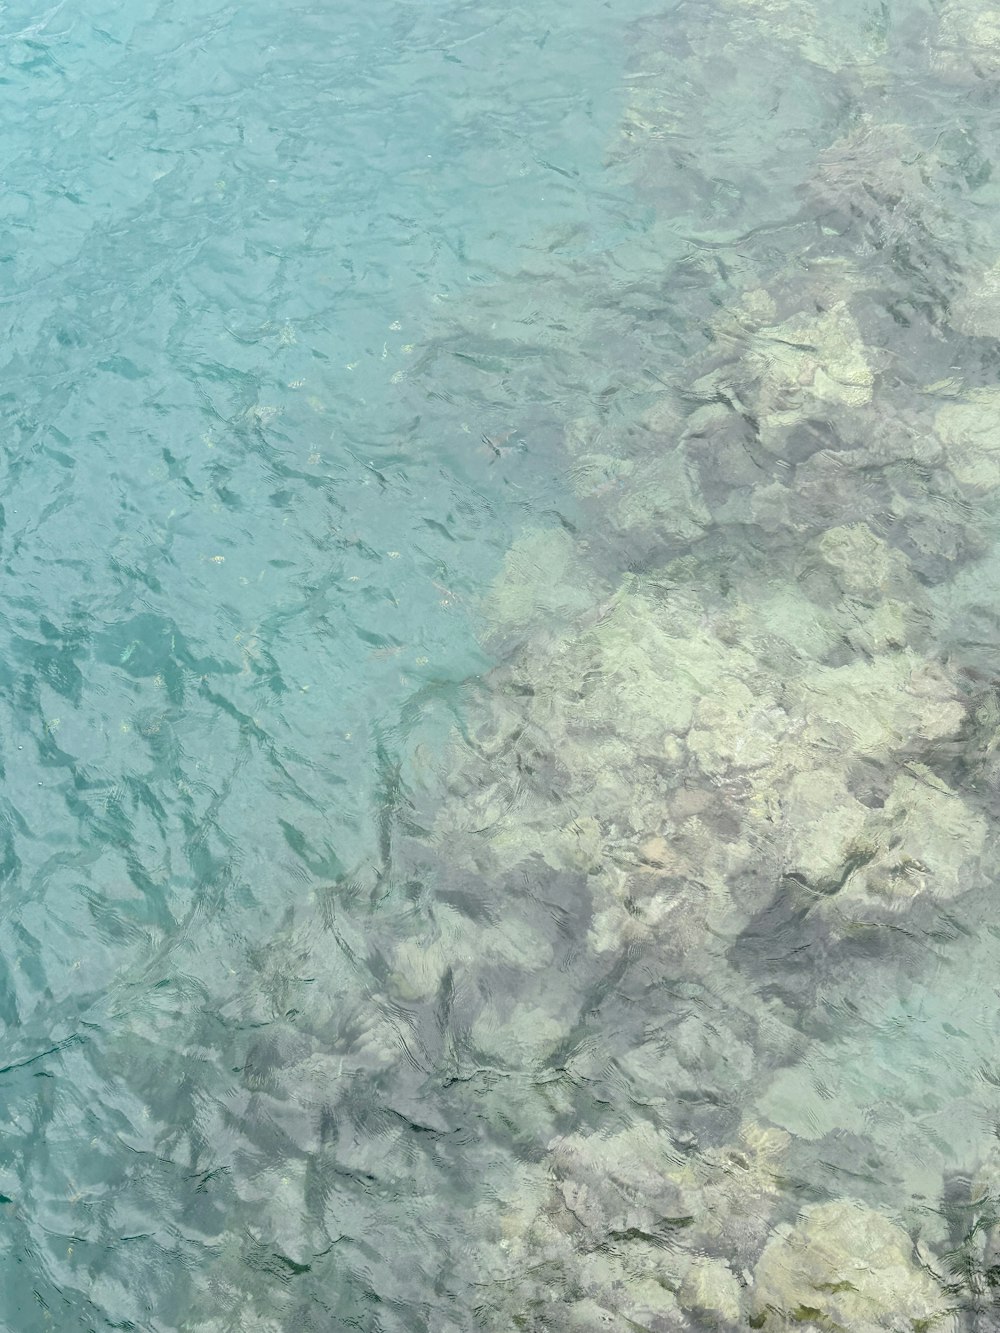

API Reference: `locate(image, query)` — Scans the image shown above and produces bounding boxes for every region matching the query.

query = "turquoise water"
[5,0,1000,1328]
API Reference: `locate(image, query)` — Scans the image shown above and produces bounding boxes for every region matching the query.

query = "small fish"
[431,579,463,607]
[480,428,520,462]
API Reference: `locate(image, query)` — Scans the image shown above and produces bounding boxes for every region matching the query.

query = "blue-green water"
[5,0,1000,1328]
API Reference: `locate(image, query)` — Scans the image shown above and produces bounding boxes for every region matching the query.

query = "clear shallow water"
[5,0,1000,1328]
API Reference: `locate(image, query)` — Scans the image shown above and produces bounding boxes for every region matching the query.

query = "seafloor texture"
[371,1,1000,1327]
[4,0,1000,1329]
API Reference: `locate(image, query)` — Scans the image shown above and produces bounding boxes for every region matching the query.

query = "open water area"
[4,0,1000,1328]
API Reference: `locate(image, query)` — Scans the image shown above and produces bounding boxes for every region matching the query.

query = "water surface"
[4,0,1000,1328]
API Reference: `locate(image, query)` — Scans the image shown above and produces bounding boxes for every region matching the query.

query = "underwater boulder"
[934,391,1000,489]
[750,1198,954,1330]
[548,1120,685,1237]
[843,767,987,906]
[787,651,965,760]
[569,1252,686,1331]
[932,1,1000,83]
[811,522,912,600]
[713,0,887,71]
[666,1122,792,1265]
[738,301,875,451]
[687,675,785,775]
[678,1255,743,1327]
[605,445,712,552]
[806,120,950,256]
[950,267,1000,337]
[481,525,607,646]
[776,766,871,890]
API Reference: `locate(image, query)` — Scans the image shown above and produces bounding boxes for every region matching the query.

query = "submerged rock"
[786,652,965,760]
[667,1122,792,1263]
[750,1199,954,1330]
[678,1256,743,1326]
[778,766,870,889]
[686,676,785,775]
[934,391,1000,489]
[772,758,983,913]
[933,1,1000,82]
[548,1120,685,1237]
[470,999,566,1065]
[812,522,912,600]
[481,525,606,645]
[849,767,987,905]
[715,0,887,71]
[438,560,976,962]
[598,437,712,553]
[948,264,1000,338]
[735,300,875,450]
[807,120,951,257]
